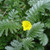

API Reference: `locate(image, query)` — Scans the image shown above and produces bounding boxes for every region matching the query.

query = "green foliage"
[8,9,21,21]
[39,33,48,46]
[22,37,34,50]
[26,0,50,24]
[4,0,25,11]
[0,19,18,36]
[28,0,40,6]
[0,0,50,50]
[34,44,44,50]
[0,34,15,50]
[45,19,50,28]
[0,14,3,20]
[5,37,34,50]
[27,22,44,37]
[5,21,48,50]
[0,0,3,3]
[5,40,22,50]
[27,22,48,46]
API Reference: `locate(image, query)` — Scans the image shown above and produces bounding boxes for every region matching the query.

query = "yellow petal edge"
[22,21,32,31]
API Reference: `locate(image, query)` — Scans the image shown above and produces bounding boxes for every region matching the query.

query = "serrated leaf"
[39,33,48,46]
[27,22,44,38]
[5,40,22,50]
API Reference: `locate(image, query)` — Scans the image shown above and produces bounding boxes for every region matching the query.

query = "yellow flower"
[22,21,32,31]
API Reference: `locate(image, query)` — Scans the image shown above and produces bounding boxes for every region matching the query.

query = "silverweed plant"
[0,0,50,50]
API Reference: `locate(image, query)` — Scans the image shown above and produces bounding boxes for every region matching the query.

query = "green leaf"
[26,0,50,24]
[5,46,14,50]
[0,19,18,36]
[22,37,34,50]
[0,0,3,3]
[28,0,40,6]
[5,40,22,50]
[27,22,44,38]
[39,33,48,46]
[34,44,44,50]
[45,19,50,28]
